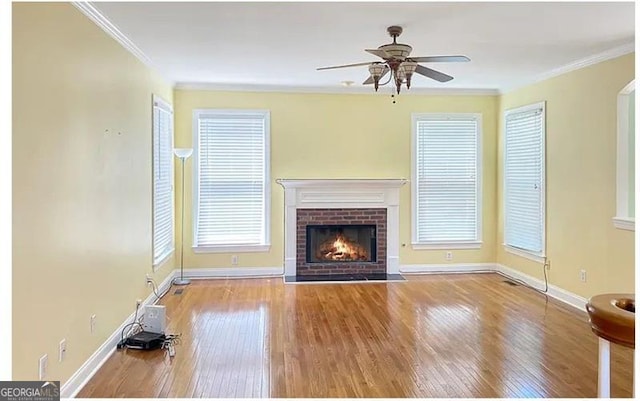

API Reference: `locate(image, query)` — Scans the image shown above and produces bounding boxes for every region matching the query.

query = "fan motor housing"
[378,43,412,59]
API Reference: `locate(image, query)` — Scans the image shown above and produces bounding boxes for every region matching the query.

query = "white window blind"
[504,102,545,256]
[412,114,481,246]
[152,96,174,265]
[194,110,270,249]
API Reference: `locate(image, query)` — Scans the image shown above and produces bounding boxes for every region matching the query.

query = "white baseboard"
[400,262,587,313]
[495,264,588,312]
[179,266,284,279]
[60,271,175,398]
[400,263,496,274]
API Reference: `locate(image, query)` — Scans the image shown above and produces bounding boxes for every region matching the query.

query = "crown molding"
[71,1,174,86]
[71,1,632,97]
[499,42,635,94]
[174,82,500,96]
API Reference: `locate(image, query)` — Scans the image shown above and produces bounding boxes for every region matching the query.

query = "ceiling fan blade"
[363,66,390,85]
[317,62,372,71]
[415,64,454,82]
[410,55,470,63]
[365,48,390,59]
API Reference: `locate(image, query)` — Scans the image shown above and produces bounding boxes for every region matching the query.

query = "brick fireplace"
[296,208,387,276]
[277,179,407,279]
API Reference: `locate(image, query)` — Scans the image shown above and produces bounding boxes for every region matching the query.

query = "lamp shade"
[400,60,417,75]
[368,63,386,78]
[173,148,193,159]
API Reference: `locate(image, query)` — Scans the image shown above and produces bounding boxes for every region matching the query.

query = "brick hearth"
[296,208,387,276]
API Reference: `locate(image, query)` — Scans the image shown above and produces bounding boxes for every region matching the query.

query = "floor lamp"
[174,148,193,285]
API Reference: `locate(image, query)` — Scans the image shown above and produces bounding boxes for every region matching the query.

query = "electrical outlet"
[146,274,153,286]
[231,255,238,266]
[38,354,48,380]
[445,251,453,261]
[136,299,143,308]
[580,269,587,283]
[59,339,67,362]
[90,314,97,334]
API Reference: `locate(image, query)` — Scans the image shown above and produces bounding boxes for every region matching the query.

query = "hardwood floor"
[78,273,634,398]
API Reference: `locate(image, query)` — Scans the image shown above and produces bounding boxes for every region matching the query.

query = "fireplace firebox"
[306,224,377,263]
[295,208,387,276]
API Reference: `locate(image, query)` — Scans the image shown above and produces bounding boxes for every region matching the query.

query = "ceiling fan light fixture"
[369,63,386,91]
[400,60,417,89]
[368,63,386,78]
[395,68,406,94]
[401,60,417,75]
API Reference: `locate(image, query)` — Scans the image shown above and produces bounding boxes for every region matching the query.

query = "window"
[614,80,635,231]
[152,95,174,267]
[504,102,546,261]
[193,109,270,252]
[411,113,482,249]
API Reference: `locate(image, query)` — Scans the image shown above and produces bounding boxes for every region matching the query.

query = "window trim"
[502,101,546,260]
[503,244,546,263]
[411,112,483,249]
[152,94,175,269]
[193,244,271,254]
[191,109,271,253]
[614,80,635,231]
[412,241,483,250]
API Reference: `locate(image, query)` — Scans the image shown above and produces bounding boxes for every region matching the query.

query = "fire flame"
[319,234,368,261]
[333,237,350,256]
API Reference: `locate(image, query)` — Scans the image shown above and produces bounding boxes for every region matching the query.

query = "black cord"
[149,278,171,302]
[118,302,144,347]
[163,333,182,344]
[120,322,143,344]
[121,303,142,340]
[542,258,550,292]
[162,333,182,356]
[502,257,550,297]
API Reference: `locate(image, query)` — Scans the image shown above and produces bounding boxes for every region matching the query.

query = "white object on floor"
[143,305,166,334]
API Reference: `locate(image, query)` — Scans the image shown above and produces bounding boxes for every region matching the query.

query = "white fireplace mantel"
[276,178,408,188]
[276,179,408,277]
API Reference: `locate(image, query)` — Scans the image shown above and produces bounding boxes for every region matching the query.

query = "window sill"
[412,241,482,250]
[153,249,174,271]
[503,245,546,263]
[612,217,635,231]
[193,244,271,254]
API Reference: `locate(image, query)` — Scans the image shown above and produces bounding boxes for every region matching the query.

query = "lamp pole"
[173,148,193,285]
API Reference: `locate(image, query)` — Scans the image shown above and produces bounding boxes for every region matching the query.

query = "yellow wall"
[12,0,633,388]
[12,3,174,382]
[174,90,498,269]
[497,53,635,298]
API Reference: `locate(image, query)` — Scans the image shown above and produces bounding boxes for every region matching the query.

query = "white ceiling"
[91,2,635,93]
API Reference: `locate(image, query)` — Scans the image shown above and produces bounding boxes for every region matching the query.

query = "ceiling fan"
[317,26,470,94]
